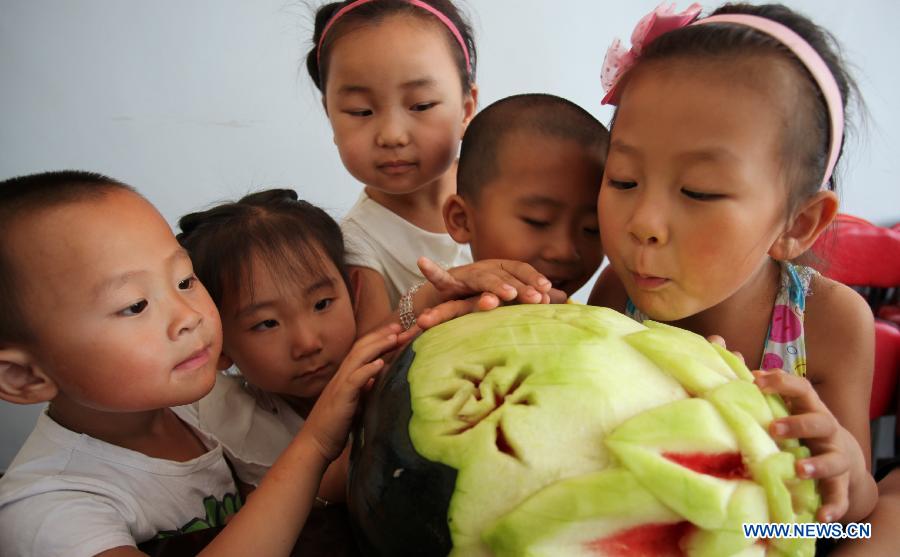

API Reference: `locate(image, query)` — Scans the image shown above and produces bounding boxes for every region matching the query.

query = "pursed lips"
[626,251,670,289]
[630,270,670,290]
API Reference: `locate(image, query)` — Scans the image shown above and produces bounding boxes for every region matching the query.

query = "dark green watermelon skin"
[348,344,457,557]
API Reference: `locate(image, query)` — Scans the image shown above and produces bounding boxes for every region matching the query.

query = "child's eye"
[346,109,373,117]
[607,179,637,190]
[583,227,600,236]
[681,188,723,201]
[119,300,148,317]
[521,217,550,229]
[251,319,279,331]
[314,298,333,312]
[411,102,437,112]
[178,275,196,290]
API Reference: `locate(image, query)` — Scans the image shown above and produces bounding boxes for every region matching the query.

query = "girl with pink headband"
[306,0,480,336]
[589,2,878,530]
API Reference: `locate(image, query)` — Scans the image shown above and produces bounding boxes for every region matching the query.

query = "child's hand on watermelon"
[754,368,856,523]
[404,257,566,334]
[417,256,566,306]
[411,293,498,334]
[304,323,402,462]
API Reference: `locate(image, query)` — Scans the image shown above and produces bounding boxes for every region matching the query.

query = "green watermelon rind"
[406,305,819,557]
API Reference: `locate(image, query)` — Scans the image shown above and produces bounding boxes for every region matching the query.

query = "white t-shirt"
[178,373,305,488]
[0,410,239,557]
[341,191,472,308]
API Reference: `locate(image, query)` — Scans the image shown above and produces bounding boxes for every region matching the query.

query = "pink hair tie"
[600,5,844,187]
[696,14,844,187]
[316,0,472,78]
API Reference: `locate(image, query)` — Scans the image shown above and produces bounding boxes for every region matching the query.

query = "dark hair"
[306,0,476,95]
[176,189,350,313]
[457,93,610,200]
[617,3,858,208]
[0,171,135,344]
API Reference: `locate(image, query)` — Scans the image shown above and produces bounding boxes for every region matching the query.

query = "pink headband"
[601,4,844,187]
[316,0,472,78]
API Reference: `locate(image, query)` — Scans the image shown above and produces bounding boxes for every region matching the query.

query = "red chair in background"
[813,214,900,439]
[872,322,900,420]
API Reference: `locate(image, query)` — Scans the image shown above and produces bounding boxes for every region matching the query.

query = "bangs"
[178,188,350,319]
[232,234,339,310]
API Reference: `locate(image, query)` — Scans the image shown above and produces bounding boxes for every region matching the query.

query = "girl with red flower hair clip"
[590,2,878,524]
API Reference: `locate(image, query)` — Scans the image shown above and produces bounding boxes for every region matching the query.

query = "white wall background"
[2,0,898,469]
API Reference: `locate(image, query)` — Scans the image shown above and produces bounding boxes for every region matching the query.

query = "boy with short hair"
[0,171,393,557]
[443,93,609,297]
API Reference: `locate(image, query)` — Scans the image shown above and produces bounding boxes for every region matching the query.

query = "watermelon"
[348,304,819,556]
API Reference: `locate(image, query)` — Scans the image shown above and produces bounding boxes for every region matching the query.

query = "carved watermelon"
[348,304,819,556]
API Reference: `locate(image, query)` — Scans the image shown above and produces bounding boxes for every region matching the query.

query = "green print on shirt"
[155,492,243,539]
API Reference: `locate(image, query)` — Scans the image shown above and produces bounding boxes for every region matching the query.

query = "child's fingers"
[352,326,401,357]
[441,264,519,301]
[415,303,454,330]
[477,271,527,302]
[312,359,385,425]
[416,298,480,330]
[468,264,541,302]
[547,288,567,304]
[438,259,550,303]
[425,258,518,301]
[397,324,422,345]
[753,369,810,397]
[325,360,385,407]
[512,285,544,304]
[460,260,547,303]
[414,307,439,331]
[796,451,849,480]
[341,330,399,372]
[493,260,552,293]
[706,334,726,347]
[477,292,501,311]
[753,370,824,411]
[816,475,850,523]
[770,413,837,440]
[418,256,458,290]
[347,358,385,389]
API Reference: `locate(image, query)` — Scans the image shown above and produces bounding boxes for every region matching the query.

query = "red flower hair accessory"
[601,3,702,105]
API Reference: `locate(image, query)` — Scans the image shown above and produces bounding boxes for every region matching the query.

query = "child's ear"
[769,190,839,261]
[460,84,479,135]
[0,348,58,405]
[443,194,474,244]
